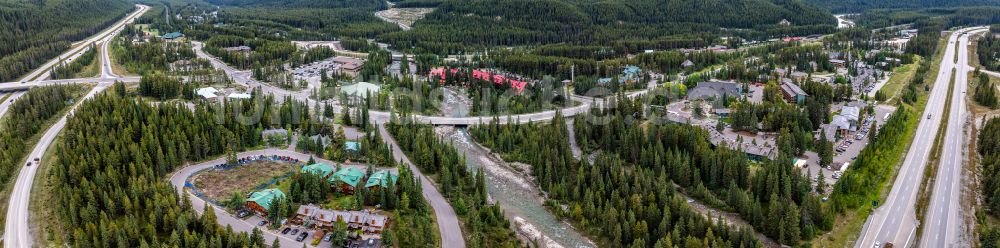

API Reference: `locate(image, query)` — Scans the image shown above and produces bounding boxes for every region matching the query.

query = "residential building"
[780,81,808,104]
[840,106,861,130]
[293,204,338,228]
[345,141,360,152]
[790,71,809,82]
[301,163,335,179]
[687,81,742,101]
[681,60,695,68]
[195,87,219,99]
[162,32,183,40]
[365,170,398,191]
[330,167,365,193]
[830,59,846,68]
[345,210,390,234]
[332,56,365,76]
[227,93,251,100]
[224,46,252,53]
[245,189,285,216]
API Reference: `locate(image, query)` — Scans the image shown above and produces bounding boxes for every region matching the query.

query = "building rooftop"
[162,32,183,39]
[841,106,860,121]
[301,163,335,178]
[331,167,366,186]
[345,141,360,152]
[195,87,219,98]
[365,170,398,188]
[781,82,808,96]
[687,80,742,100]
[227,93,251,99]
[247,189,285,210]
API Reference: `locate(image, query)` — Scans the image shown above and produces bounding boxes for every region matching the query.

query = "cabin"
[301,163,335,179]
[244,189,285,216]
[365,170,398,192]
[330,167,365,194]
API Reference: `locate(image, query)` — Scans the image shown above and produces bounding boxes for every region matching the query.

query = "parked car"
[290,229,299,235]
[257,220,267,226]
[323,233,333,242]
[281,227,291,234]
[296,232,308,242]
[236,210,250,218]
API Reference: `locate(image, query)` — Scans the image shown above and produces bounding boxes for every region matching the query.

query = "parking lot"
[800,104,897,193]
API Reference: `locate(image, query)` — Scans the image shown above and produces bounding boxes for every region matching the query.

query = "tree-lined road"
[1,5,148,248]
[17,4,148,82]
[3,82,110,248]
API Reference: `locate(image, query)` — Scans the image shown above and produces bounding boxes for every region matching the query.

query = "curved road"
[168,149,393,248]
[0,13,655,247]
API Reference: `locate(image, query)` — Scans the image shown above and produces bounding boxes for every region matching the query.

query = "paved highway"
[0,92,25,119]
[919,27,988,248]
[2,5,147,247]
[856,27,983,248]
[17,4,148,82]
[3,83,110,248]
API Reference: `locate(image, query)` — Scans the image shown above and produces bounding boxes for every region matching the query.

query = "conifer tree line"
[975,72,999,108]
[51,85,296,247]
[387,119,522,247]
[0,85,86,219]
[979,30,1000,72]
[0,0,132,82]
[112,32,197,75]
[50,45,98,79]
[977,116,1000,248]
[470,107,770,246]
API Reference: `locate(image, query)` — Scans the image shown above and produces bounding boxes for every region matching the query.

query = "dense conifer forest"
[0,0,132,81]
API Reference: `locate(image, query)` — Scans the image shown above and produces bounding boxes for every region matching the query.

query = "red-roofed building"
[430,67,527,93]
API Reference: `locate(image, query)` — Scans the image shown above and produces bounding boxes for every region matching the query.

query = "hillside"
[0,0,132,81]
[378,0,835,54]
[805,0,1000,13]
[205,0,386,8]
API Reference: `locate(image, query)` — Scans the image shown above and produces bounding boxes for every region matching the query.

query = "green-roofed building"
[162,32,183,40]
[245,188,285,216]
[330,167,366,194]
[365,170,398,191]
[301,163,335,179]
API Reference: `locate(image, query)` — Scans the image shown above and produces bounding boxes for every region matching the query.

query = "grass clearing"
[190,160,298,202]
[882,56,923,103]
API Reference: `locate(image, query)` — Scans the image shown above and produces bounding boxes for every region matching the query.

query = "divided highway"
[856,27,983,248]
[919,27,988,248]
[1,5,148,247]
[17,4,148,82]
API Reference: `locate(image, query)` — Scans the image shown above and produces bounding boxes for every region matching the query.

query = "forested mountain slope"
[805,0,1000,13]
[378,0,836,54]
[205,0,386,8]
[0,0,132,82]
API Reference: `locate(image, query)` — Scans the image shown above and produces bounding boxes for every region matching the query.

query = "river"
[438,127,595,248]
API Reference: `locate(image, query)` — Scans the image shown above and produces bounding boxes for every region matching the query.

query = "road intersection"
[1,5,148,248]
